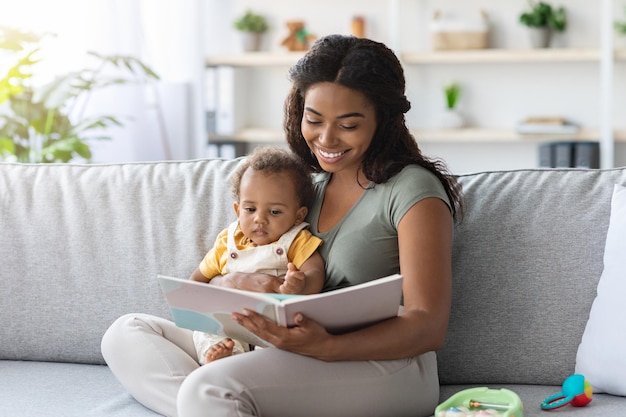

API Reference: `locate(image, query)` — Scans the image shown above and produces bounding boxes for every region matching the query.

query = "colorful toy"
[435,387,524,417]
[541,374,592,410]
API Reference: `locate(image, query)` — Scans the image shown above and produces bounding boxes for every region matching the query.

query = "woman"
[102,34,462,417]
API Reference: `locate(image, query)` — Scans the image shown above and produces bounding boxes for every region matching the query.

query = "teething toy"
[541,374,592,410]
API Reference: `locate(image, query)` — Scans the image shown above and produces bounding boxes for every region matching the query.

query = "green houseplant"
[444,82,461,111]
[233,10,269,52]
[519,1,567,48]
[233,10,269,33]
[0,26,159,163]
[441,82,464,129]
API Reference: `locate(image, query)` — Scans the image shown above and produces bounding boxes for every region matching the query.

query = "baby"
[189,147,325,363]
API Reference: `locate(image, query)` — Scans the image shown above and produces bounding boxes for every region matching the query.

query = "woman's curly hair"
[283,34,463,220]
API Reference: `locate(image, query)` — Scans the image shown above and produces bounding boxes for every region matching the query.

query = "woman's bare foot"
[204,338,235,363]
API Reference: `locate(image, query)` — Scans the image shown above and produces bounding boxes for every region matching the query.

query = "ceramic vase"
[441,109,464,129]
[528,27,551,48]
[241,32,262,52]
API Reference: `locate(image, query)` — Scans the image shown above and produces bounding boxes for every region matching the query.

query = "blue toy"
[541,374,592,410]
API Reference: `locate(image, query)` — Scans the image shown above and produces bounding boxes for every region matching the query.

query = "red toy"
[541,374,592,411]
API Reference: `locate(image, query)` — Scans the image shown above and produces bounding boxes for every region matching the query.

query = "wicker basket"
[432,31,488,50]
[431,10,489,51]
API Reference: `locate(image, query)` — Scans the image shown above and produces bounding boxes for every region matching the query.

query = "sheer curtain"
[0,0,205,162]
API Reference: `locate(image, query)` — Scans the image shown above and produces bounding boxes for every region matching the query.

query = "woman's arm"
[232,197,453,361]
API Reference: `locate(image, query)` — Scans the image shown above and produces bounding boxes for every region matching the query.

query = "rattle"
[541,374,592,410]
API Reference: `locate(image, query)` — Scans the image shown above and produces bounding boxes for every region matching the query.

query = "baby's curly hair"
[230,147,315,208]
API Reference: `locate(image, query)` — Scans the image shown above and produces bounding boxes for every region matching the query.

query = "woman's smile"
[316,146,349,162]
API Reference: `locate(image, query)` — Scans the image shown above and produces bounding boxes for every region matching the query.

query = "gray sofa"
[1,158,625,417]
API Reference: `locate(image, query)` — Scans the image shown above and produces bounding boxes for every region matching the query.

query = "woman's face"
[301,82,377,177]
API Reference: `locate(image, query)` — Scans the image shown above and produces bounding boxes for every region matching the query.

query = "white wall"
[203,0,626,173]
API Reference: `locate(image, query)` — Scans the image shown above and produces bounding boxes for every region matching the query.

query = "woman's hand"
[232,309,336,360]
[210,272,284,293]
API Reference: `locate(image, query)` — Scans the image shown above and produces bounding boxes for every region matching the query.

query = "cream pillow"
[575,183,626,395]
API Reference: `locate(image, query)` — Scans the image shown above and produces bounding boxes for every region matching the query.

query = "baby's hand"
[279,263,305,294]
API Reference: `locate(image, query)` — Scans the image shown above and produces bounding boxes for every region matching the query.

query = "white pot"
[241,32,262,52]
[528,27,552,48]
[440,109,464,129]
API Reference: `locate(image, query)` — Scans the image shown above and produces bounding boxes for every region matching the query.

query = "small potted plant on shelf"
[440,82,464,129]
[233,10,269,52]
[519,1,567,48]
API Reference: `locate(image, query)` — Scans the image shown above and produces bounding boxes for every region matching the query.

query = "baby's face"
[234,168,306,246]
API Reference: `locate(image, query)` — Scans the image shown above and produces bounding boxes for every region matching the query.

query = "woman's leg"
[177,348,439,417]
[101,313,199,417]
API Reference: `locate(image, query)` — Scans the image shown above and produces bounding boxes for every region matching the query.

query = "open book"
[157,274,403,348]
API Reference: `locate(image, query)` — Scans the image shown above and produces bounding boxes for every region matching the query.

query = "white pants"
[101,313,440,417]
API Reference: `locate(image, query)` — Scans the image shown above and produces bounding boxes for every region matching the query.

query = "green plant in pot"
[441,82,464,129]
[0,26,159,163]
[233,10,269,52]
[519,1,567,48]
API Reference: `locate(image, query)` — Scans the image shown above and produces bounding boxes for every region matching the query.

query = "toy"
[541,374,592,410]
[435,387,524,417]
[280,20,315,51]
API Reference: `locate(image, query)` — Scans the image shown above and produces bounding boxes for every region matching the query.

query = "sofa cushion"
[0,159,242,364]
[439,168,626,386]
[575,184,626,395]
[0,360,160,417]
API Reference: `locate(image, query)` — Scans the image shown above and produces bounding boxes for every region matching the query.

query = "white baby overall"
[193,221,310,364]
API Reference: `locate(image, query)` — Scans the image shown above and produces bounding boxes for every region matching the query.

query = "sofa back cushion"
[0,159,241,364]
[439,167,626,386]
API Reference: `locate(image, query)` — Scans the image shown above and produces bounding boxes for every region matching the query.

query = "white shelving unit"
[204,0,626,170]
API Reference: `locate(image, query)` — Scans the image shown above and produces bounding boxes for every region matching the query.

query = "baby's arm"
[279,251,325,295]
[189,267,215,282]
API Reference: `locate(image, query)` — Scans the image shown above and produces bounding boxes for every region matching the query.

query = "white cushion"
[576,184,626,395]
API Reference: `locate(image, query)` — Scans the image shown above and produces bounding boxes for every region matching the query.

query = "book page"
[278,274,403,332]
[158,275,279,347]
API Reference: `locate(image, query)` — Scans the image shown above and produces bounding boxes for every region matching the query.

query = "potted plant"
[0,27,159,163]
[233,10,269,52]
[519,1,567,48]
[441,82,464,129]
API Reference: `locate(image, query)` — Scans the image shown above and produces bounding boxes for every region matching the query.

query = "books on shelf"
[538,141,600,168]
[157,274,403,348]
[517,117,579,135]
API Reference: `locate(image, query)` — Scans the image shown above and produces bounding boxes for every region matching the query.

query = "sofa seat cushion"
[439,384,623,417]
[0,360,160,417]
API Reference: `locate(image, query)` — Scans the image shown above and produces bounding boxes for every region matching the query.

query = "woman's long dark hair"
[284,34,463,220]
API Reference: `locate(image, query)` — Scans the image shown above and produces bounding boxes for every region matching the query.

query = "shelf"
[402,48,603,64]
[203,48,626,68]
[209,128,287,144]
[208,128,626,144]
[412,128,609,142]
[205,52,305,67]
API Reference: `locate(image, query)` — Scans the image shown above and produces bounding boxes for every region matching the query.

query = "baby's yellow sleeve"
[287,229,323,269]
[198,228,229,280]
